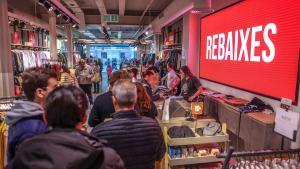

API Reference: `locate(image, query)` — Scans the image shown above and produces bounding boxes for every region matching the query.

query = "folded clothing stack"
[168,125,196,138]
[169,144,221,159]
[239,97,274,113]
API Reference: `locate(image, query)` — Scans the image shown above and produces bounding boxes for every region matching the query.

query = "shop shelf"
[168,155,224,166]
[167,134,229,146]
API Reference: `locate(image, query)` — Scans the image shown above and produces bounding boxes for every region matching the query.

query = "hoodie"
[6,100,48,161]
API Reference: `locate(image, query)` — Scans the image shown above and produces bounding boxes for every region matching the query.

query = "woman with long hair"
[179,66,204,101]
[135,82,158,118]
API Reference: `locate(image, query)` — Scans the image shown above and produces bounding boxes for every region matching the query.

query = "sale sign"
[200,0,300,102]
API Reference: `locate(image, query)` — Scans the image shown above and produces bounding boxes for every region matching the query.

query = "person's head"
[112,79,137,111]
[167,63,174,71]
[135,82,151,115]
[142,70,155,83]
[79,59,86,68]
[45,86,88,129]
[156,56,160,61]
[61,65,70,74]
[93,60,98,66]
[130,68,138,78]
[180,65,194,79]
[147,61,153,67]
[22,67,58,105]
[109,70,131,90]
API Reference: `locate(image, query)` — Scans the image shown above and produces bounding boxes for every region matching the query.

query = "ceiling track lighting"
[48,6,54,12]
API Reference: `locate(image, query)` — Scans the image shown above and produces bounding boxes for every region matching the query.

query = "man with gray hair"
[91,79,166,169]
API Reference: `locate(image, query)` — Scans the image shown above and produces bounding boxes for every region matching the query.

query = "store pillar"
[49,12,57,59]
[0,0,14,97]
[66,24,74,67]
[182,12,201,77]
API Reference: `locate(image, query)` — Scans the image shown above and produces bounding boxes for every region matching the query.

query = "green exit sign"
[103,15,119,23]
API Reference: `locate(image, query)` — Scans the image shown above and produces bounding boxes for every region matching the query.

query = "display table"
[204,95,286,150]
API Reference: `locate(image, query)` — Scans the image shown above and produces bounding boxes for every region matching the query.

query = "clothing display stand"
[156,99,229,169]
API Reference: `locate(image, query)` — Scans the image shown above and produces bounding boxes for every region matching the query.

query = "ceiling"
[7,0,241,41]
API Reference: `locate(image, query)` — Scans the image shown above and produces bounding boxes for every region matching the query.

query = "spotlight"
[72,24,76,28]
[54,9,61,17]
[48,6,54,12]
[145,31,149,35]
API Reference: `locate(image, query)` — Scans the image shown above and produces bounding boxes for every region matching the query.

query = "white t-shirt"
[167,69,178,89]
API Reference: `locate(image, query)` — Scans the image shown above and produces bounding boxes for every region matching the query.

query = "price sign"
[274,108,299,141]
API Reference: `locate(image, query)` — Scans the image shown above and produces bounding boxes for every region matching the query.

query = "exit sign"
[103,15,119,23]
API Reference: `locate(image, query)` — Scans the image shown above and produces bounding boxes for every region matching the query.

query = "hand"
[188,96,195,102]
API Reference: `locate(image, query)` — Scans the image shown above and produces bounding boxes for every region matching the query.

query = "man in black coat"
[7,86,124,169]
[88,70,131,127]
[91,79,166,169]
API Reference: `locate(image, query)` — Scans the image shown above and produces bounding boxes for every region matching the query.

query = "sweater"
[91,110,166,169]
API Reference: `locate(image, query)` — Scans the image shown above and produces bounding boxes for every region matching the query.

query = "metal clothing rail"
[0,96,25,101]
[217,147,300,169]
[218,148,300,158]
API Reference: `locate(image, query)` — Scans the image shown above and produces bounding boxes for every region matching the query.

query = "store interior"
[0,0,300,168]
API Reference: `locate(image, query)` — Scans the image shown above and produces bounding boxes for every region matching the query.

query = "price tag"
[274,107,299,141]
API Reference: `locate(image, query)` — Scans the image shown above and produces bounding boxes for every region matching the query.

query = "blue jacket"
[6,100,48,161]
[91,110,166,169]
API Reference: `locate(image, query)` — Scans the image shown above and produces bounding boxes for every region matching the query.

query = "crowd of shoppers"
[5,58,202,169]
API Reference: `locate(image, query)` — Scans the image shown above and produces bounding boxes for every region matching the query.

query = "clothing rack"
[217,147,300,169]
[11,44,49,51]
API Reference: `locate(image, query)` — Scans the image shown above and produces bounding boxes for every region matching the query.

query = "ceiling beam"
[95,0,107,27]
[84,15,153,25]
[62,0,86,30]
[119,0,126,16]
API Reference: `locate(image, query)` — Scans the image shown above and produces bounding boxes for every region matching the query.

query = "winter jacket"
[6,128,124,169]
[89,91,115,127]
[91,110,166,169]
[6,100,48,162]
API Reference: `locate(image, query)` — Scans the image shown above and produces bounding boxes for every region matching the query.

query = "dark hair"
[180,66,194,78]
[61,65,70,74]
[142,70,154,78]
[167,62,174,69]
[22,67,57,101]
[130,68,138,78]
[135,82,151,115]
[109,70,131,87]
[93,60,98,64]
[45,86,88,128]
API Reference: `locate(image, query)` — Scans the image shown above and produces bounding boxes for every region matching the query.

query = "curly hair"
[135,82,151,115]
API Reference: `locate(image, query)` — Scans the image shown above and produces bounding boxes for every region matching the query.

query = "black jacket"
[91,110,166,169]
[89,91,115,127]
[7,128,124,169]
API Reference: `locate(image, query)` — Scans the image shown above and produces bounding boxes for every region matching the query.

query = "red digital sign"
[200,0,300,102]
